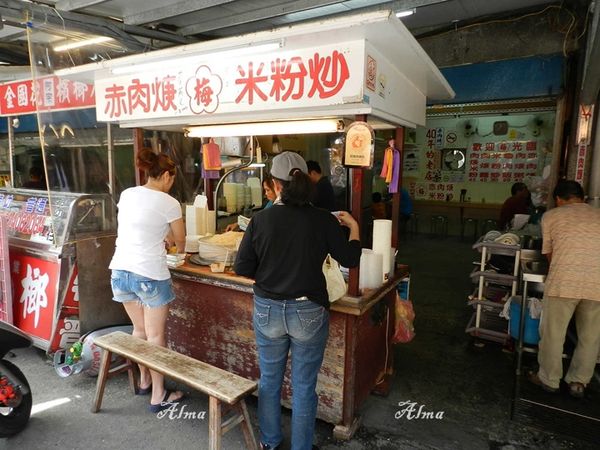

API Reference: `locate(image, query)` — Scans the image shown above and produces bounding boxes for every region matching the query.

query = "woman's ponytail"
[279,169,314,206]
[137,148,176,179]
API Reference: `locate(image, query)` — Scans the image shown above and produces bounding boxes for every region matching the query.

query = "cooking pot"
[521,235,542,250]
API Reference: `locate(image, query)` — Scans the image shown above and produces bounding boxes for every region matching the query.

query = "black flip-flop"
[568,382,585,398]
[148,390,185,413]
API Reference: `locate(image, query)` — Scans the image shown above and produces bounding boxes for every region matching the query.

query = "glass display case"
[0,188,116,252]
[0,188,121,352]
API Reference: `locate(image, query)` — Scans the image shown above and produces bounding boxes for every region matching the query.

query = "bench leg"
[238,399,258,450]
[126,360,138,395]
[91,349,112,413]
[209,396,222,450]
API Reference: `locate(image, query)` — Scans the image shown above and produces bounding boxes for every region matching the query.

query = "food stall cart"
[0,188,125,352]
[0,75,131,352]
[77,10,454,438]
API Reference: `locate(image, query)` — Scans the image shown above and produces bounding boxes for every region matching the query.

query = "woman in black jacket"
[235,151,361,450]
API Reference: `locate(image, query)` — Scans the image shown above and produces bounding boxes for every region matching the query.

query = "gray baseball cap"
[270,151,308,181]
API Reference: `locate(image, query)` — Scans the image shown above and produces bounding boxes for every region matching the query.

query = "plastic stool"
[461,217,478,241]
[430,215,448,238]
[407,213,419,235]
[481,218,499,235]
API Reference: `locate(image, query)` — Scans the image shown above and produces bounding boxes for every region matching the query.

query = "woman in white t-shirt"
[109,148,185,413]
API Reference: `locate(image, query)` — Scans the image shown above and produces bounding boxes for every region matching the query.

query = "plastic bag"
[393,293,415,343]
[323,254,346,302]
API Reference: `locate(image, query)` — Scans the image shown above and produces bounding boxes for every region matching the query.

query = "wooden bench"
[92,331,258,450]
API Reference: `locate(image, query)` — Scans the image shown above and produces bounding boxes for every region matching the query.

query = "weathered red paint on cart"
[166,264,404,439]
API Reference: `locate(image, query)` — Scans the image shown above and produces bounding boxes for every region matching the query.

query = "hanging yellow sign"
[343,121,374,168]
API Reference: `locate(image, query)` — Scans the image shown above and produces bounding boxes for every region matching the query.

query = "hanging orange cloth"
[202,138,222,171]
[380,146,393,182]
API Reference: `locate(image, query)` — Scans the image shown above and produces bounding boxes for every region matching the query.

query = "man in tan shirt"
[529,180,600,398]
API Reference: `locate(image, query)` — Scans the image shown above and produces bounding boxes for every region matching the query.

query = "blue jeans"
[253,295,329,450]
[110,270,175,308]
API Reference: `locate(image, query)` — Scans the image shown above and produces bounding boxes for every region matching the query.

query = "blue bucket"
[509,298,540,345]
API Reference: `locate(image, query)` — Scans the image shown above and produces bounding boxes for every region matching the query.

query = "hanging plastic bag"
[528,297,543,319]
[323,254,346,302]
[393,293,415,343]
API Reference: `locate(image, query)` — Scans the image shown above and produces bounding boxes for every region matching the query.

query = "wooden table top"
[414,200,501,210]
[171,259,409,316]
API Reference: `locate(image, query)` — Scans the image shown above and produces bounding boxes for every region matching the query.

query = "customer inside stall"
[499,182,532,230]
[306,160,336,211]
[22,166,46,189]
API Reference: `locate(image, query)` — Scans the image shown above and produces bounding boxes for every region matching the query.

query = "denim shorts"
[110,270,175,308]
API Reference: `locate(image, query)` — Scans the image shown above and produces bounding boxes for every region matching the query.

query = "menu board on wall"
[467,140,539,183]
[409,181,456,201]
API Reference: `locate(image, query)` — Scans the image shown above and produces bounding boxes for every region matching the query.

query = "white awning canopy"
[55,10,455,131]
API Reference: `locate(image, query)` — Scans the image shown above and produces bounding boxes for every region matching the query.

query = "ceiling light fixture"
[395,9,415,18]
[111,41,283,76]
[186,119,344,138]
[53,36,114,52]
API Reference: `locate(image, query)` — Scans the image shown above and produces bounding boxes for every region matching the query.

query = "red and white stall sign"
[63,267,79,309]
[50,313,80,353]
[10,252,60,343]
[95,42,364,122]
[0,76,95,116]
[0,193,54,245]
[49,267,80,352]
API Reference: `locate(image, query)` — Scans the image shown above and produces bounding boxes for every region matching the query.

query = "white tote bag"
[323,254,346,302]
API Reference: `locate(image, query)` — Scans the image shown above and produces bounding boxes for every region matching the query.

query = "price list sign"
[467,140,539,183]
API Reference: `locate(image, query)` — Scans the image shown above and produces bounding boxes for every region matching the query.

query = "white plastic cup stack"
[185,235,201,253]
[247,177,262,208]
[372,219,392,282]
[236,183,245,211]
[359,249,383,290]
[223,183,237,213]
[244,186,252,209]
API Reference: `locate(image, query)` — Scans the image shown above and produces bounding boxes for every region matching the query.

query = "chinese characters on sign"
[0,195,51,243]
[366,55,376,91]
[10,252,59,342]
[344,122,374,168]
[0,77,95,116]
[49,268,81,352]
[411,181,456,201]
[424,148,441,182]
[96,43,362,121]
[102,75,178,119]
[467,141,539,183]
[575,144,587,184]
[425,128,444,150]
[19,264,49,328]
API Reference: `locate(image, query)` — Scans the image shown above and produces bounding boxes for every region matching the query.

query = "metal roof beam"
[1,0,146,51]
[0,44,30,65]
[179,0,447,36]
[55,0,111,12]
[125,0,237,26]
[179,0,347,36]
[0,0,193,50]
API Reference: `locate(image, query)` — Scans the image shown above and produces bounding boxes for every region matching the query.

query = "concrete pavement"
[2,236,596,450]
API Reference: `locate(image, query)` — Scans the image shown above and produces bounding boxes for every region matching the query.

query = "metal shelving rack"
[465,239,521,344]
